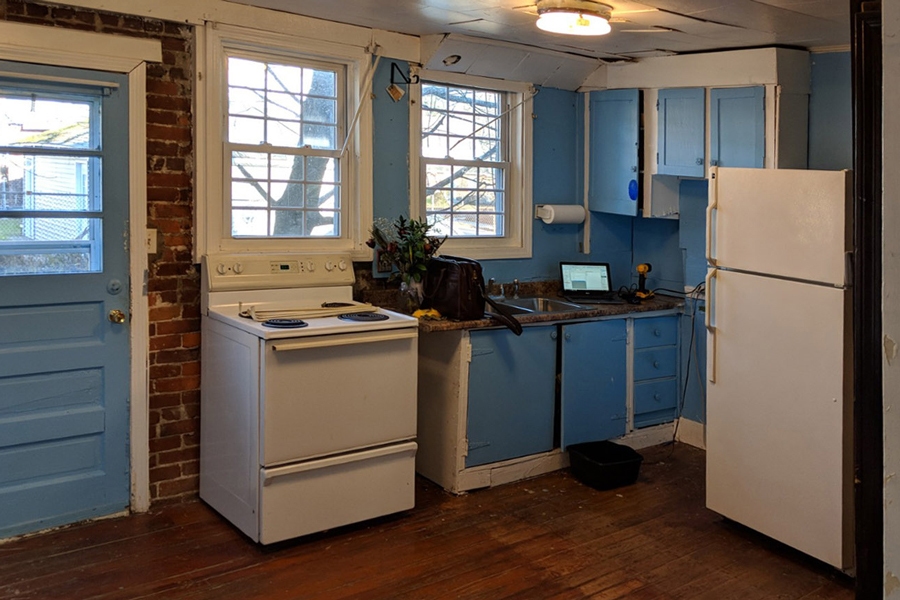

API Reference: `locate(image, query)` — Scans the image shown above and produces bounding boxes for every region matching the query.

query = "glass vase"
[399,280,424,315]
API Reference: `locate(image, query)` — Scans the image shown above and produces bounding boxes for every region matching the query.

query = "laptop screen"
[560,262,612,294]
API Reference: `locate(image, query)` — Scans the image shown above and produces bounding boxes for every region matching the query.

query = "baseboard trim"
[675,417,706,450]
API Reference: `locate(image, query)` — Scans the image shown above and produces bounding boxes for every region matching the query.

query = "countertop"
[417,295,685,333]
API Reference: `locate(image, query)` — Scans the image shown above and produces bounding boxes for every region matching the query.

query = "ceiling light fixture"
[535,0,613,36]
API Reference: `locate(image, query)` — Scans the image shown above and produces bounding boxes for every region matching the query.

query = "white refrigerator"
[705,166,854,571]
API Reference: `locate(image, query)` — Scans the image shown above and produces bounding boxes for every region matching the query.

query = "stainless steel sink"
[492,296,585,314]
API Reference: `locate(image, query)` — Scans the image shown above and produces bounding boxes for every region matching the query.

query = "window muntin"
[421,82,507,238]
[226,55,344,239]
[0,89,103,275]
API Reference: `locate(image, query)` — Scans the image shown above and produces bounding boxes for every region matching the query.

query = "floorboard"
[0,444,853,600]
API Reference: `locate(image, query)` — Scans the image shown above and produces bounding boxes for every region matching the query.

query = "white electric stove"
[200,254,418,544]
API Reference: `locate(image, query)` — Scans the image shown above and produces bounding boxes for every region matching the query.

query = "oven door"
[260,327,418,465]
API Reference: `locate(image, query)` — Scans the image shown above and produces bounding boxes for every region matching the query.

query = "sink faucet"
[512,279,520,299]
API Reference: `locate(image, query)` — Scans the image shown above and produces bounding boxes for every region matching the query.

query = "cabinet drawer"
[634,316,678,348]
[634,347,677,381]
[634,378,678,415]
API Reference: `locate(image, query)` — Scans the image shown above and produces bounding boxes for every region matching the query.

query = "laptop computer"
[559,261,622,304]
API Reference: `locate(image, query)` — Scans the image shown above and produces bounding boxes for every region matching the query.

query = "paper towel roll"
[535,204,586,225]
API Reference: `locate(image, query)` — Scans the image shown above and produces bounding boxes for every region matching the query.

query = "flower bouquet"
[367,215,445,309]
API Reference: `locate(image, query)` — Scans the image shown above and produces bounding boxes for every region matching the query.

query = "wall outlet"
[145,228,157,254]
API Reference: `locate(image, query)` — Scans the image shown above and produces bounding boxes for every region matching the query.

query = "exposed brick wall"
[1,1,200,503]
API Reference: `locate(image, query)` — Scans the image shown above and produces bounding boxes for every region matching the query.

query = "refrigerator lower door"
[706,269,853,570]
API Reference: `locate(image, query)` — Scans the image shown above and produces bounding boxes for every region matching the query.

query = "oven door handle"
[270,329,417,352]
[262,441,418,485]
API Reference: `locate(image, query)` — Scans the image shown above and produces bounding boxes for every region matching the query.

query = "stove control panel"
[202,254,355,292]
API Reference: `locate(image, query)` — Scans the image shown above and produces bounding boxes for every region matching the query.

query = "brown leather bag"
[422,255,522,335]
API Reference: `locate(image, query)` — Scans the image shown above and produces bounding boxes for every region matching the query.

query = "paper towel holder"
[534,204,586,224]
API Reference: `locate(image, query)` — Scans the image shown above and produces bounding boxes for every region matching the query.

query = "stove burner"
[338,312,390,322]
[322,302,354,308]
[262,318,309,329]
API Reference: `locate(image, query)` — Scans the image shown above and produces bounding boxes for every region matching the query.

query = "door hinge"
[656,99,659,111]
[656,152,659,165]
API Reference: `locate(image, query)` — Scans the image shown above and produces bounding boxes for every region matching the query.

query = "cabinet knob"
[710,159,719,166]
[696,158,703,165]
[654,393,661,401]
[631,165,638,172]
[653,329,661,337]
[551,331,558,340]
[564,332,571,341]
[653,361,660,368]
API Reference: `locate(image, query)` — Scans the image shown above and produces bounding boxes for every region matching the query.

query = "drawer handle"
[653,361,660,368]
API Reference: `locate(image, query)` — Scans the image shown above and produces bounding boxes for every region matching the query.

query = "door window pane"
[0,217,100,275]
[0,90,102,276]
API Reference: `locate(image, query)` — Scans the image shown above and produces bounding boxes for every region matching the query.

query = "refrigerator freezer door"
[706,269,853,569]
[708,167,851,286]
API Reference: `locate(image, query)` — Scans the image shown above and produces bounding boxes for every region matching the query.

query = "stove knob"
[324,260,334,272]
[307,260,316,272]
[233,262,244,274]
[338,259,348,271]
[216,263,227,275]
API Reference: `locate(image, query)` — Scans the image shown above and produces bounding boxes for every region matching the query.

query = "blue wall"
[482,87,587,282]
[808,52,852,171]
[372,62,585,282]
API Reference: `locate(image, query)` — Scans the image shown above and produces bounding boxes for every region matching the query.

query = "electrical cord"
[671,281,706,448]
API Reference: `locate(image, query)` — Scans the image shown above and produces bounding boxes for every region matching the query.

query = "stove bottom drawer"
[258,441,417,544]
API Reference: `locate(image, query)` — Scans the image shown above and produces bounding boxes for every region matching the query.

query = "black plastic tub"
[567,441,643,490]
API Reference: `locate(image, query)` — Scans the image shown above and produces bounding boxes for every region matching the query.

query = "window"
[228,56,342,238]
[412,72,533,260]
[0,85,103,275]
[201,25,373,257]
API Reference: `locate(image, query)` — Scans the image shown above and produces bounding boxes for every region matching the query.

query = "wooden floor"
[0,444,852,599]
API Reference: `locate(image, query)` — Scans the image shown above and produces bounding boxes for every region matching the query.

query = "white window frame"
[198,23,373,258]
[410,70,533,260]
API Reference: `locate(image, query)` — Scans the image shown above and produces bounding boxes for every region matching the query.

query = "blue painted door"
[657,88,706,178]
[466,326,556,468]
[710,87,765,168]
[0,61,131,538]
[589,89,640,216]
[560,320,627,448]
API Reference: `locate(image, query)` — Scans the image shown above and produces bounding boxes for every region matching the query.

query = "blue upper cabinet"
[710,86,765,168]
[657,88,706,178]
[588,89,640,216]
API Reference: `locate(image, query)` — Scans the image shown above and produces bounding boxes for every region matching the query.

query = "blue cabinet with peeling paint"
[560,320,628,448]
[633,316,680,428]
[465,326,557,468]
[589,89,641,216]
[657,88,706,178]
[710,86,766,168]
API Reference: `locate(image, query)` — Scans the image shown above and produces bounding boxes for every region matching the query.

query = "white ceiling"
[224,0,849,61]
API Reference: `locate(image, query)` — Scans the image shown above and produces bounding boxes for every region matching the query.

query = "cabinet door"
[589,89,640,216]
[465,327,556,468]
[657,88,705,178]
[560,320,627,448]
[710,87,765,168]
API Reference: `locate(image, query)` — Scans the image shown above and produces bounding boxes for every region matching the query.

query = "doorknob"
[108,309,127,324]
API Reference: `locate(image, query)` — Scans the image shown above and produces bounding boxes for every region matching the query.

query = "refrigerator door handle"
[706,168,718,266]
[705,267,717,383]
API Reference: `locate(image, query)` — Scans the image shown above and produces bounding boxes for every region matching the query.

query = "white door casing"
[0,20,161,513]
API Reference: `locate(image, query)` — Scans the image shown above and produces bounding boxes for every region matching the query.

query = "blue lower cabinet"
[633,315,680,429]
[465,326,557,468]
[634,379,678,427]
[560,320,628,448]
